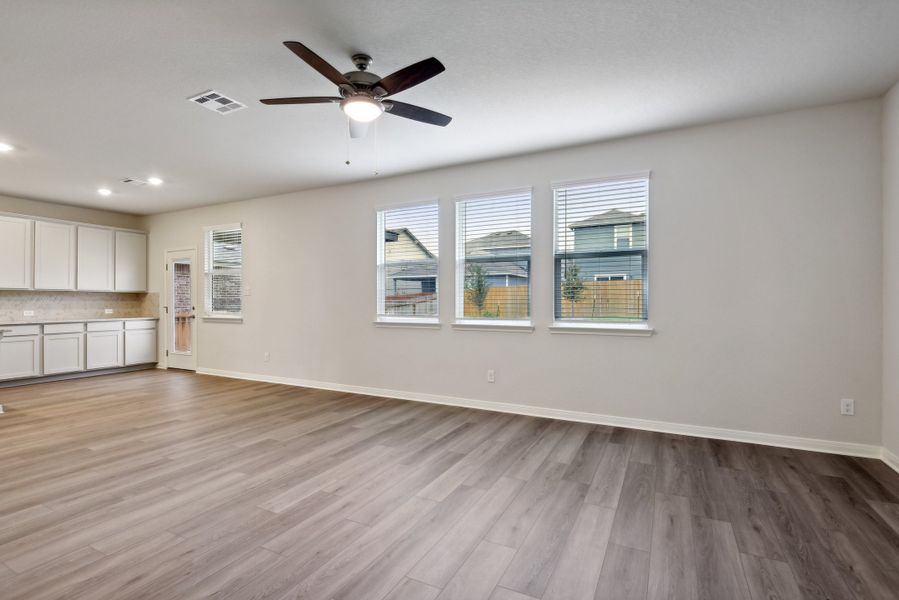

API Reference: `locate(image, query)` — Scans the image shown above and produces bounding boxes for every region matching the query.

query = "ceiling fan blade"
[348,120,369,139]
[260,96,341,105]
[384,101,452,126]
[375,57,445,96]
[283,41,351,87]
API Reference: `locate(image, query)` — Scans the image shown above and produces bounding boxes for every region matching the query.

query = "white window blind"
[204,224,243,317]
[455,189,532,321]
[554,176,649,322]
[377,203,439,319]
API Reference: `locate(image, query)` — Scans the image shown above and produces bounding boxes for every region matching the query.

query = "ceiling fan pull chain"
[345,120,351,166]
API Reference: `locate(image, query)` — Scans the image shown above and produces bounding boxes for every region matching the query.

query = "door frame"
[163,247,198,371]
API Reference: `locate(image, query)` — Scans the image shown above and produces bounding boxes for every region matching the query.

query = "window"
[613,224,633,248]
[204,224,243,318]
[554,176,649,323]
[456,189,531,322]
[377,202,439,320]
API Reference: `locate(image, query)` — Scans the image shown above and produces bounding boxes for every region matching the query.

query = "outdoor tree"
[561,261,585,317]
[465,263,490,316]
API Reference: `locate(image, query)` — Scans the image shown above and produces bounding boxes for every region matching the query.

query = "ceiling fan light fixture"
[341,96,383,123]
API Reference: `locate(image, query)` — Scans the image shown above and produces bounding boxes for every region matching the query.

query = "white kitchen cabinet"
[125,324,157,365]
[0,215,34,289]
[43,331,85,375]
[77,226,115,291]
[34,221,77,290]
[0,327,41,380]
[114,231,147,292]
[86,329,124,370]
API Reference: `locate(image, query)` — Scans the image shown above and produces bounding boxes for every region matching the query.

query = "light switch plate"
[104,308,114,315]
[23,310,34,317]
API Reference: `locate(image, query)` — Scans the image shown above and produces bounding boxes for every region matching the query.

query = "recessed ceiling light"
[147,177,163,186]
[97,188,112,196]
[0,142,14,153]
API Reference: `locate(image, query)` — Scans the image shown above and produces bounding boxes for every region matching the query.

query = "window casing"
[554,176,649,323]
[455,190,532,322]
[204,224,243,318]
[376,202,439,320]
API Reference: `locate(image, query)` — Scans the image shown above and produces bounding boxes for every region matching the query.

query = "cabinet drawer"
[0,325,41,337]
[125,319,157,331]
[87,320,124,332]
[44,322,85,334]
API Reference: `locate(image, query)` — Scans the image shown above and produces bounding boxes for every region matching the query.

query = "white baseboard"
[883,447,899,474]
[196,367,884,460]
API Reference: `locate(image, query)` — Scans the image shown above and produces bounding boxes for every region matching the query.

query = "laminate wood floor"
[2,370,899,600]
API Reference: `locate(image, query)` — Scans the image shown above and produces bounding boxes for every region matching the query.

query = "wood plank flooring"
[2,370,899,600]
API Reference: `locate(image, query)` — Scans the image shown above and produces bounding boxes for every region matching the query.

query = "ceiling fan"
[260,42,452,138]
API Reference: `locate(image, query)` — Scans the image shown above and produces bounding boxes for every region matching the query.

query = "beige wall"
[0,194,141,229]
[145,98,884,446]
[883,83,899,458]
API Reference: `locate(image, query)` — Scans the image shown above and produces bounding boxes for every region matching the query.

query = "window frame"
[203,223,243,321]
[454,187,533,327]
[375,200,441,325]
[551,172,652,330]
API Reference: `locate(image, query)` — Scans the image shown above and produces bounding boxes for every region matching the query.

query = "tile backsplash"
[0,291,159,322]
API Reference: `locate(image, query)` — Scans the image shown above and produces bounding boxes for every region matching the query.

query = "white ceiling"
[2,0,899,215]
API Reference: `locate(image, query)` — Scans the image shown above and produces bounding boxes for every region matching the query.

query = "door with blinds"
[165,249,197,370]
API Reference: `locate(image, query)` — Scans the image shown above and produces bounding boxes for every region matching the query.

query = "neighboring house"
[464,230,530,287]
[384,228,437,296]
[567,209,646,281]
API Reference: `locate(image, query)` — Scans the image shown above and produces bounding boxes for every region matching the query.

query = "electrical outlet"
[487,369,495,383]
[840,398,855,416]
[104,308,114,315]
[264,352,270,362]
[244,287,252,297]
[23,310,34,317]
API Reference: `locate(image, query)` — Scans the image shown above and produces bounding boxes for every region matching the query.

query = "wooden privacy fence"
[463,279,644,320]
[174,314,192,352]
[464,286,530,319]
[560,279,644,320]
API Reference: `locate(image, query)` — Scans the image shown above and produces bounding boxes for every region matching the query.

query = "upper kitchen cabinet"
[114,230,147,292]
[0,215,34,289]
[77,226,115,291]
[34,220,77,290]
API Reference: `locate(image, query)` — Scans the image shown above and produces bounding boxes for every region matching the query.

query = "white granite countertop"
[0,316,158,326]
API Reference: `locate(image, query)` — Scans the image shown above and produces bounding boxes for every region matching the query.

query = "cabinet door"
[34,221,77,290]
[0,335,41,380]
[125,329,157,365]
[77,226,115,291]
[43,333,85,375]
[86,331,124,370]
[115,231,148,292]
[0,216,33,289]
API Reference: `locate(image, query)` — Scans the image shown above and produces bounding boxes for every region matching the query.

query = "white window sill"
[202,315,243,323]
[374,318,441,329]
[548,322,654,336]
[452,320,534,333]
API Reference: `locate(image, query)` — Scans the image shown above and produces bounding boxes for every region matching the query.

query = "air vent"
[121,177,147,186]
[188,90,247,115]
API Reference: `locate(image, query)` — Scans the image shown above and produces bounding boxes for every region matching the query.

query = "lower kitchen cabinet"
[0,328,42,380]
[125,322,157,365]
[86,330,124,370]
[43,332,85,375]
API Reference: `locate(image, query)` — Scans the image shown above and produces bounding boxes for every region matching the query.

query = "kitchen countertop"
[0,316,159,326]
